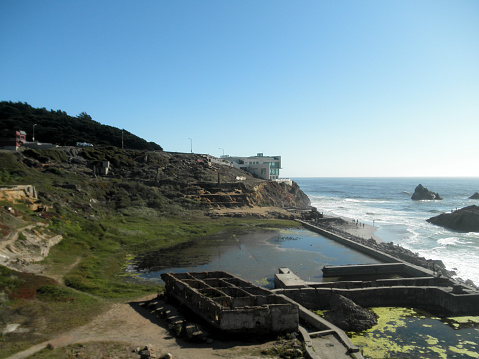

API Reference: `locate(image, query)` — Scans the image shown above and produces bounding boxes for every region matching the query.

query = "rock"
[163,354,173,359]
[427,205,479,232]
[470,192,479,199]
[324,294,378,332]
[411,184,442,200]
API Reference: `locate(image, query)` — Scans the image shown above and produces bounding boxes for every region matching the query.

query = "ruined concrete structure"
[161,271,299,334]
[275,267,479,316]
[0,185,37,201]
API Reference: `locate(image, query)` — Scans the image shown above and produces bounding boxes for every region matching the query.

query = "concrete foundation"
[161,271,299,334]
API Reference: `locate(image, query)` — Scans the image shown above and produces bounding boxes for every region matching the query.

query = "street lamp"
[219,148,224,157]
[32,124,37,142]
[188,138,192,153]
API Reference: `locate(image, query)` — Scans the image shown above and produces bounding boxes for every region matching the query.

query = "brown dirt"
[7,294,281,359]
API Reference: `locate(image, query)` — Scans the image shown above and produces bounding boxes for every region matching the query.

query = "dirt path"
[7,295,275,359]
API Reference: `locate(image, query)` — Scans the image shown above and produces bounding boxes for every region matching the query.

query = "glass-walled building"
[222,153,282,180]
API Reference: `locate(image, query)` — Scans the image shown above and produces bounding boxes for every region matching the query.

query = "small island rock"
[427,205,479,232]
[469,192,479,200]
[411,184,442,201]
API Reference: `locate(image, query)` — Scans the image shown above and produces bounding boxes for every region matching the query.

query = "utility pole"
[32,124,37,142]
[219,148,224,157]
[188,138,192,153]
[121,130,124,149]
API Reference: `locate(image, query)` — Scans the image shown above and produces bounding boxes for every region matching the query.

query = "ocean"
[293,177,479,285]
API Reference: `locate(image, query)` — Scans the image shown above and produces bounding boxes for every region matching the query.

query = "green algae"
[348,307,479,358]
[449,316,479,324]
[349,307,416,358]
[449,345,479,358]
[425,335,438,345]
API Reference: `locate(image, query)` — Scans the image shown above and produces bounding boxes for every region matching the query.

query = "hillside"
[0,101,162,150]
[0,145,310,357]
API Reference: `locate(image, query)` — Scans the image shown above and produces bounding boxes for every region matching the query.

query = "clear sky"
[1,1,478,177]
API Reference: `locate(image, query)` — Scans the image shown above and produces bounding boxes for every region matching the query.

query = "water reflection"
[135,228,380,287]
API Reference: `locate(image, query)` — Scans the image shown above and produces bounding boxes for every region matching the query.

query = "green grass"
[0,267,107,358]
[45,215,299,298]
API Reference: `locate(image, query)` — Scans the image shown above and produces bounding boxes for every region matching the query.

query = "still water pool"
[135,228,379,287]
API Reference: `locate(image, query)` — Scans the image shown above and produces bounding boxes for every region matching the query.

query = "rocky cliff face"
[427,205,479,232]
[247,181,311,209]
[411,184,442,200]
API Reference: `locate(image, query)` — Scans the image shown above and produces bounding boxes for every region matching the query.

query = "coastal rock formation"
[470,192,479,199]
[411,184,442,200]
[324,294,378,332]
[427,205,479,232]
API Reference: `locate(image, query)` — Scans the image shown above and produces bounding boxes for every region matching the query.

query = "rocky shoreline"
[301,213,478,289]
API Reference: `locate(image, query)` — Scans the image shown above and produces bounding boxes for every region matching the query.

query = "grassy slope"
[0,148,301,356]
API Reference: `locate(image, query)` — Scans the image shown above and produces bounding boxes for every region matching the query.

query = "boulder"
[411,184,442,200]
[469,192,479,199]
[324,294,378,332]
[427,205,479,232]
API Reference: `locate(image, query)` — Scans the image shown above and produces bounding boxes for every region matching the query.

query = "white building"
[222,153,282,180]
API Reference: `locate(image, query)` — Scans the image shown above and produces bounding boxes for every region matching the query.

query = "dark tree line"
[0,101,162,151]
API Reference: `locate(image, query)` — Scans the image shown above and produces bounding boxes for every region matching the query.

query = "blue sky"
[1,1,478,177]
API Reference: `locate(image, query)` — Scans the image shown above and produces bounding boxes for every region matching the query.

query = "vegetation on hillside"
[0,101,162,150]
[0,145,303,356]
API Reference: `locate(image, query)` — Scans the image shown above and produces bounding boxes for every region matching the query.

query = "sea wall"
[300,220,398,263]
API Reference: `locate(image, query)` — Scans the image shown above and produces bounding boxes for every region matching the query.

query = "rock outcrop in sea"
[427,205,479,232]
[411,184,442,200]
[469,192,479,199]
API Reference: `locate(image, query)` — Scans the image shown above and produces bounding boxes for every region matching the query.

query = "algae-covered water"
[350,307,479,358]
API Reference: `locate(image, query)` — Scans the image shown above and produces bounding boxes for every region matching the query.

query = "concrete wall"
[322,263,433,278]
[276,286,479,315]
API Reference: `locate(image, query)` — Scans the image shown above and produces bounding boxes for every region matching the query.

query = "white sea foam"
[297,177,479,285]
[437,237,462,246]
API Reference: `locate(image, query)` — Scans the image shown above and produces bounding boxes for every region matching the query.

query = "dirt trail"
[7,295,274,359]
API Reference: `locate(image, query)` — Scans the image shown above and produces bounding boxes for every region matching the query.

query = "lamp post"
[219,148,224,157]
[188,138,192,153]
[32,124,37,142]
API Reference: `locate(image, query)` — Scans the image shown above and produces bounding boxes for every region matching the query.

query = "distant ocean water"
[293,177,479,285]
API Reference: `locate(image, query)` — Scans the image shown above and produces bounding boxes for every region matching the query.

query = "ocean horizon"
[292,177,479,286]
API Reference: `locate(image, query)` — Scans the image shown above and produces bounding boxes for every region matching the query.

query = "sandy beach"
[320,215,381,242]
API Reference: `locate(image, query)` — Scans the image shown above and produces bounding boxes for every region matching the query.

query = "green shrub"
[37,285,76,302]
[44,167,64,176]
[64,275,99,292]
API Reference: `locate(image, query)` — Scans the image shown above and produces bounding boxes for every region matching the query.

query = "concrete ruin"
[161,271,299,335]
[275,267,479,316]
